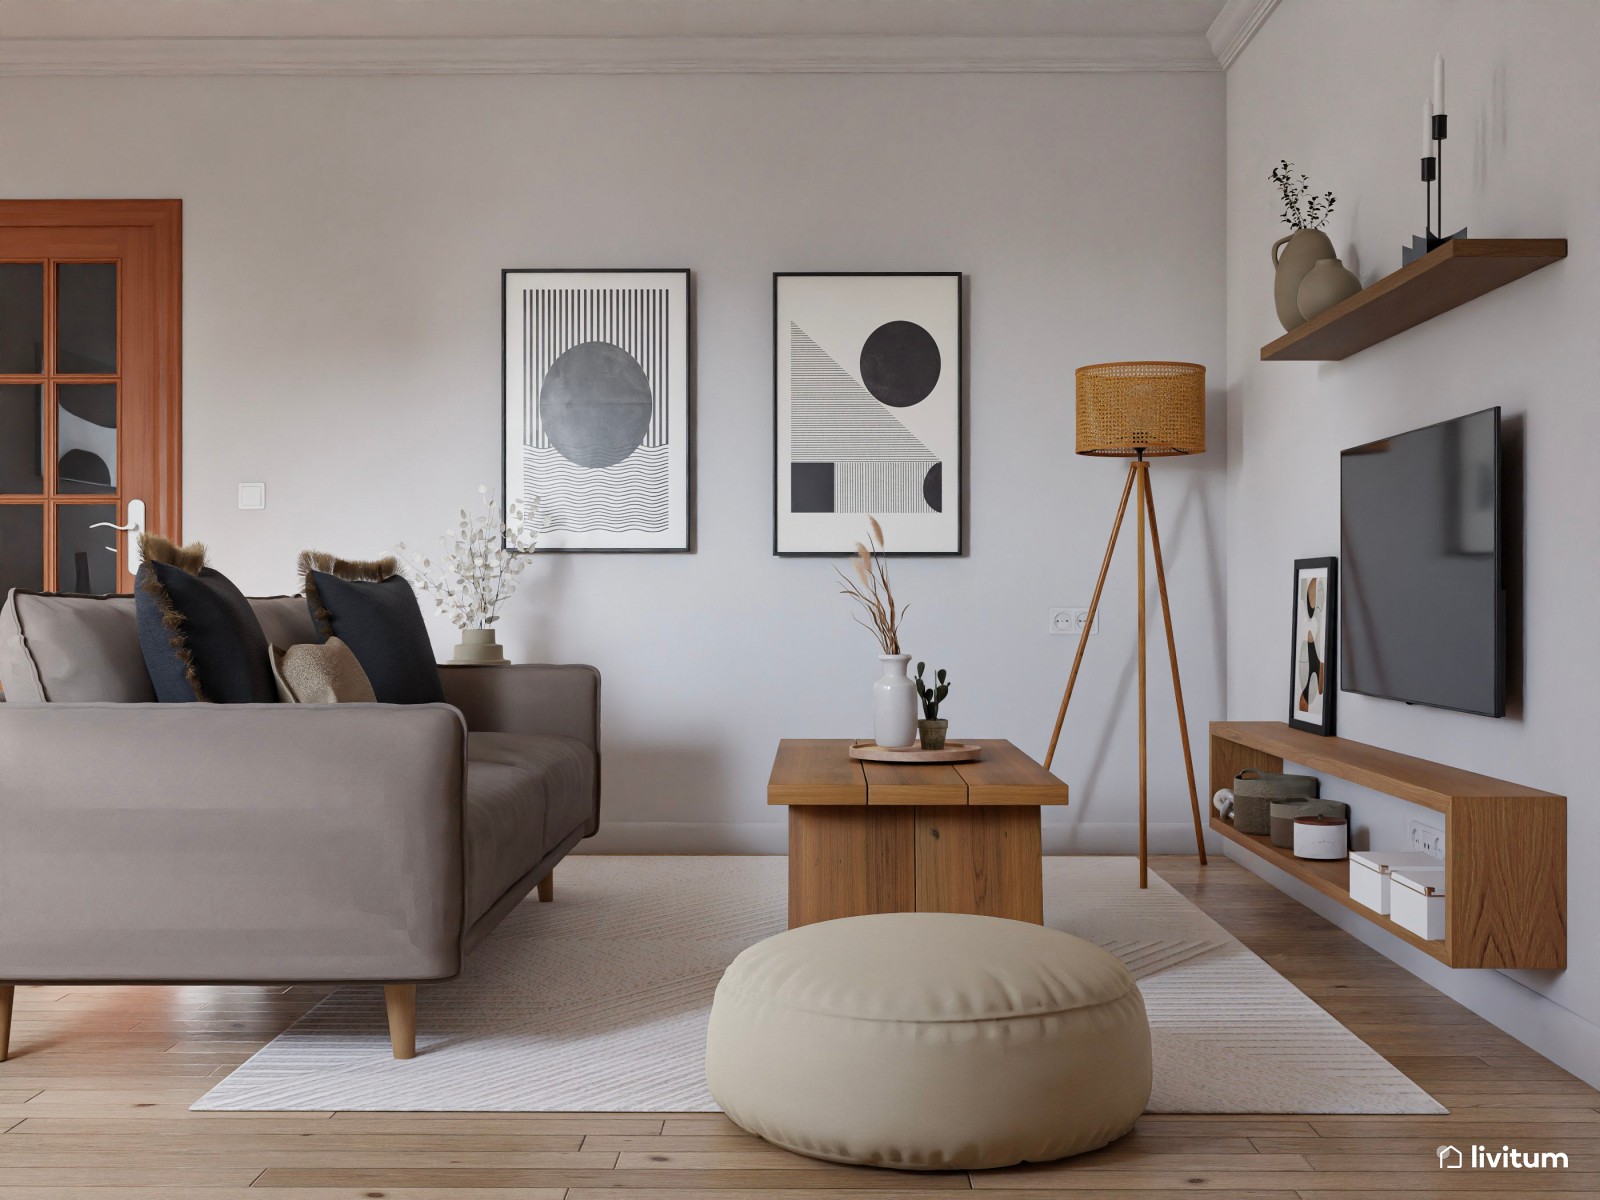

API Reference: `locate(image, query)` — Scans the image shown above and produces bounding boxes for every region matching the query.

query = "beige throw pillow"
[268,637,377,704]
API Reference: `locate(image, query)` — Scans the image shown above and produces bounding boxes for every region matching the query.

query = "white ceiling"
[0,0,1277,75]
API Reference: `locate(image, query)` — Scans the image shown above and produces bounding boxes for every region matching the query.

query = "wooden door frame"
[0,199,182,571]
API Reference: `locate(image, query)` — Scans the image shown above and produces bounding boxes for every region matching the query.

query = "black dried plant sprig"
[1270,159,1336,231]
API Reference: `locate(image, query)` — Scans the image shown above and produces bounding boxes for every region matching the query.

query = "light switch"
[238,482,266,510]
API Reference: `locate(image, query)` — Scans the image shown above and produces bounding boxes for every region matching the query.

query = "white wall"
[1226,0,1600,1086]
[0,69,1227,854]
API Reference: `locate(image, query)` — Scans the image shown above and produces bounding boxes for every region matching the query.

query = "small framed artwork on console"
[773,272,962,556]
[503,268,691,552]
[1289,556,1338,735]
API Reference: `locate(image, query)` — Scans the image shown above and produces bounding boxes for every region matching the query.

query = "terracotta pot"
[1270,228,1336,331]
[1296,256,1363,322]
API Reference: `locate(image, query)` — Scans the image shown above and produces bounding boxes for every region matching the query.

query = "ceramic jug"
[1270,228,1336,331]
[1297,256,1363,322]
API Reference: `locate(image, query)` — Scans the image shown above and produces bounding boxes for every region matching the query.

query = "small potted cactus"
[914,662,952,750]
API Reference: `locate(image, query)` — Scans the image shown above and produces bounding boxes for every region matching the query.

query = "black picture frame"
[772,271,965,557]
[1288,556,1338,735]
[501,267,694,554]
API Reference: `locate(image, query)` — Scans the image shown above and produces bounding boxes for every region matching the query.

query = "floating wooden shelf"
[1209,721,1565,969]
[1261,238,1566,361]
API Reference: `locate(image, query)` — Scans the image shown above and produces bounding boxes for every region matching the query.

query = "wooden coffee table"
[768,739,1068,928]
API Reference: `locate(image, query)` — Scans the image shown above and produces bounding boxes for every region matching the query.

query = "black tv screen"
[1339,407,1504,717]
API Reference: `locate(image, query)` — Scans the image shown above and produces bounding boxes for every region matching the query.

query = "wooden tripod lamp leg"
[1142,469,1209,866]
[1136,463,1148,890]
[0,985,12,1063]
[1044,462,1138,771]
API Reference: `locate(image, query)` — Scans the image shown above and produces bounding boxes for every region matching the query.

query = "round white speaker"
[1293,816,1348,860]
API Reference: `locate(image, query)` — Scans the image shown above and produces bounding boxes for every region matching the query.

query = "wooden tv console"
[1209,721,1565,969]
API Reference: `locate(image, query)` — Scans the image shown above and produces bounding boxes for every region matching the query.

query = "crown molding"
[1206,0,1279,69]
[0,33,1224,77]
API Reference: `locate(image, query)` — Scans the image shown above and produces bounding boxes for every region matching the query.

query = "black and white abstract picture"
[504,269,690,552]
[1288,557,1338,736]
[774,273,962,555]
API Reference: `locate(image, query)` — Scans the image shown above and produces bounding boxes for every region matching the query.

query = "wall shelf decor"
[1260,238,1566,362]
[1209,720,1565,969]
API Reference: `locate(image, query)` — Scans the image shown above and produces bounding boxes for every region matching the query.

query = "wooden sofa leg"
[384,984,416,1060]
[538,870,554,903]
[0,985,12,1062]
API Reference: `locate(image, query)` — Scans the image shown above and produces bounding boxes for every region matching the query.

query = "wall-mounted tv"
[1339,407,1505,717]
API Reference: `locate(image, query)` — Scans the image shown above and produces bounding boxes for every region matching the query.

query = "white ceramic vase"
[872,654,918,749]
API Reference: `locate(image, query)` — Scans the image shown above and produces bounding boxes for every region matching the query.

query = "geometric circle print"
[860,320,941,408]
[539,341,653,468]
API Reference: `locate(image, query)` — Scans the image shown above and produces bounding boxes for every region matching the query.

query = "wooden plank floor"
[1,854,1595,1197]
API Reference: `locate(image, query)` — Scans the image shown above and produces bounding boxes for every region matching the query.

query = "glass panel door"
[0,256,121,593]
[0,257,53,593]
[0,202,180,604]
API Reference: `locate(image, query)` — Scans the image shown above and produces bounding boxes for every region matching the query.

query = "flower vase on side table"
[873,654,917,748]
[452,627,508,666]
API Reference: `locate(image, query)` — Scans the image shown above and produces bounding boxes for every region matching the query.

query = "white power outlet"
[1049,608,1101,637]
[1408,818,1446,859]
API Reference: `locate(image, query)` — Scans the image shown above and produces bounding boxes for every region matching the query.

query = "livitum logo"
[1437,1143,1571,1170]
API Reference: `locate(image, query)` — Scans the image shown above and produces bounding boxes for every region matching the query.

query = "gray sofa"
[0,590,600,1060]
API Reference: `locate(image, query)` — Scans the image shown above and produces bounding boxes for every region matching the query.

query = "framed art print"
[1289,556,1338,735]
[504,269,691,552]
[774,272,962,555]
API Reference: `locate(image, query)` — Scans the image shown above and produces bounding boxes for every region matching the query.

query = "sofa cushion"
[299,551,445,705]
[250,596,320,649]
[0,591,155,703]
[464,732,595,924]
[0,590,323,704]
[135,538,276,704]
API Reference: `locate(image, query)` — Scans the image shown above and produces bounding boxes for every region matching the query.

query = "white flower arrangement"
[397,486,539,630]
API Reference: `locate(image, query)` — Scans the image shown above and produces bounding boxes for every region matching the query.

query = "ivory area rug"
[195,856,1444,1114]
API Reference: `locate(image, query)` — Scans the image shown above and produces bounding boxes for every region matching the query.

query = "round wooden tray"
[848,740,984,764]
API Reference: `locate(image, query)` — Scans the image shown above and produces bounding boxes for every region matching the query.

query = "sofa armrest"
[0,702,467,984]
[439,663,600,747]
[439,663,602,838]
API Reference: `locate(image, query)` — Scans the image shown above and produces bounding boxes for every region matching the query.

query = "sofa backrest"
[0,590,318,703]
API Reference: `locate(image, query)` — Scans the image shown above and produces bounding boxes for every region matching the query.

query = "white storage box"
[1390,866,1447,941]
[1349,850,1442,915]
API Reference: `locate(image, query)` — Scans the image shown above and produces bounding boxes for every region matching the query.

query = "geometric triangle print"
[789,322,935,463]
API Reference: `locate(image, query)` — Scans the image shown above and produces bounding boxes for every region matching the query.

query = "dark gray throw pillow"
[135,535,276,703]
[299,551,444,705]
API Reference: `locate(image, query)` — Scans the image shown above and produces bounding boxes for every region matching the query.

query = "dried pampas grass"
[834,518,906,655]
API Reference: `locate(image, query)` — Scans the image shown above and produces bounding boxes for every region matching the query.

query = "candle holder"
[1404,110,1467,265]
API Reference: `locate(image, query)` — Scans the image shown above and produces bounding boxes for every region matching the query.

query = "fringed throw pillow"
[135,534,276,703]
[299,552,444,704]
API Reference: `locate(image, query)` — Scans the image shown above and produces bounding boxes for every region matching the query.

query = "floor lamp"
[1043,361,1209,889]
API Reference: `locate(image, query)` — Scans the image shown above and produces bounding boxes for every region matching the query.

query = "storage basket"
[1270,798,1349,848]
[1231,769,1318,835]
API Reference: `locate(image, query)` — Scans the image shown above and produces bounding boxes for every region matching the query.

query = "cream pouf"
[705,912,1151,1171]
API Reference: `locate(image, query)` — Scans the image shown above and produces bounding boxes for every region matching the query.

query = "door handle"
[89,499,145,575]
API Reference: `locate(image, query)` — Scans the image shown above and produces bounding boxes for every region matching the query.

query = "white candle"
[1433,54,1445,112]
[1424,100,1434,154]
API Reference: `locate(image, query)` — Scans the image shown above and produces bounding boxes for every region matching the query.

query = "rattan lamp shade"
[1075,361,1206,457]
